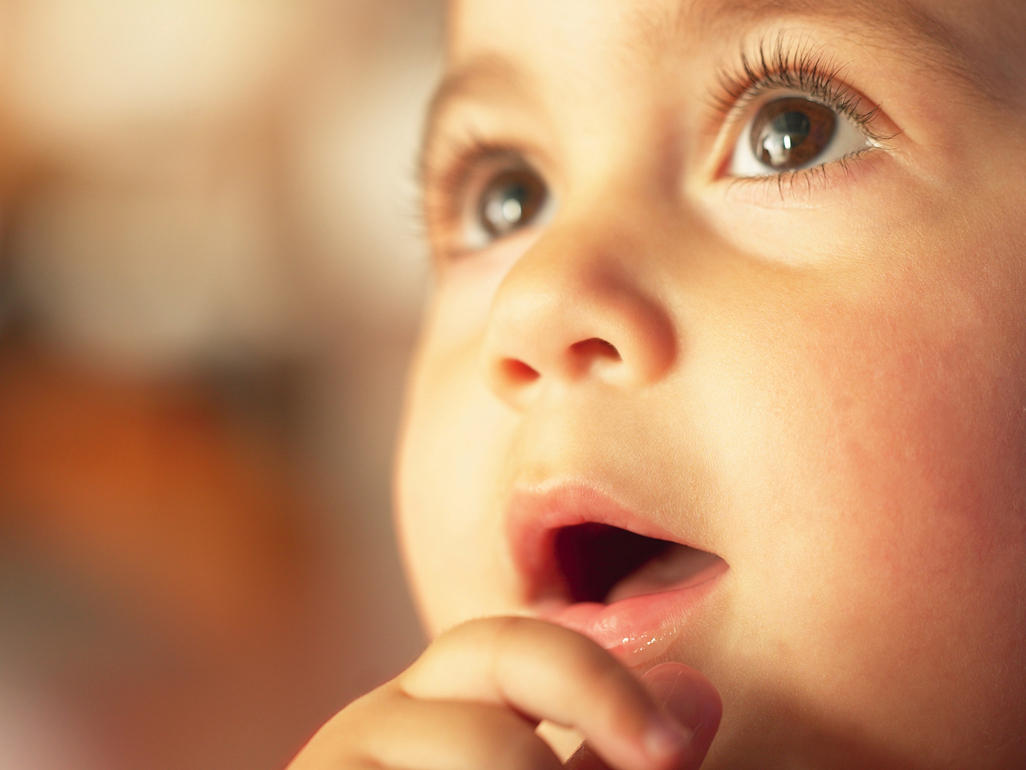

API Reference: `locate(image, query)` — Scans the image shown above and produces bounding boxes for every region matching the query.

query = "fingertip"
[642,662,722,767]
[643,714,694,763]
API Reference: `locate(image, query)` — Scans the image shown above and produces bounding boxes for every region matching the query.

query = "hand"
[286,616,721,769]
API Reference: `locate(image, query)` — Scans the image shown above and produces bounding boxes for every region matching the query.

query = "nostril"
[499,358,540,386]
[489,338,626,402]
[570,337,621,362]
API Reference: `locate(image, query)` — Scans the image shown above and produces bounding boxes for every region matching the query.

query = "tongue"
[605,545,723,604]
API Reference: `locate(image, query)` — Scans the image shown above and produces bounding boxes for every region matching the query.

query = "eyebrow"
[419,0,994,181]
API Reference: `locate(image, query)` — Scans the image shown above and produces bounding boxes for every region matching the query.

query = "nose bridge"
[481,220,678,408]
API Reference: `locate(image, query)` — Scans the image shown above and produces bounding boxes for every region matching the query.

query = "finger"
[397,616,694,770]
[566,662,721,770]
[646,663,721,764]
[352,691,563,770]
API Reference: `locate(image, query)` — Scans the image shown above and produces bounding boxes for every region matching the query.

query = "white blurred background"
[0,2,442,768]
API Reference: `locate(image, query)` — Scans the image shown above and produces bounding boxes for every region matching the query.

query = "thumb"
[565,662,721,770]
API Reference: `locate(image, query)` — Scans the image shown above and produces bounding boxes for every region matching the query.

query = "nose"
[481,225,677,410]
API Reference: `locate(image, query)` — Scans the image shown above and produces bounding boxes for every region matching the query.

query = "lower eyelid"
[716,146,889,209]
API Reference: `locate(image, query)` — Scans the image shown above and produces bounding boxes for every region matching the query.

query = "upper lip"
[506,481,715,606]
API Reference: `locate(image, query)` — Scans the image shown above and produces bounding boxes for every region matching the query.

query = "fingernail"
[644,714,693,761]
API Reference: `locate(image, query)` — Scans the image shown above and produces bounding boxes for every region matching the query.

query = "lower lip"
[536,560,727,667]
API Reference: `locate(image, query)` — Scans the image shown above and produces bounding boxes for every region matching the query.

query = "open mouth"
[552,522,724,605]
[508,484,727,662]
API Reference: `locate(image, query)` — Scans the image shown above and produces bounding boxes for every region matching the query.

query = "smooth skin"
[291,0,1026,767]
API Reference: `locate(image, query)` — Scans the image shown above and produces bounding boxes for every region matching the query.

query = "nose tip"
[482,273,677,409]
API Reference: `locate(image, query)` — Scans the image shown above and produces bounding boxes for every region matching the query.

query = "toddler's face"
[397,0,1026,766]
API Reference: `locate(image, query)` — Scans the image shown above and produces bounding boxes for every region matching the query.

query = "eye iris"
[751,97,837,170]
[478,168,545,239]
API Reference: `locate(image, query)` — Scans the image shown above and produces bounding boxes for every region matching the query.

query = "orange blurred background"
[0,2,441,768]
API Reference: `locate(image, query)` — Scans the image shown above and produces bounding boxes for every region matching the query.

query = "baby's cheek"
[396,326,522,633]
[785,283,1026,718]
[713,287,1021,756]
[800,293,1025,572]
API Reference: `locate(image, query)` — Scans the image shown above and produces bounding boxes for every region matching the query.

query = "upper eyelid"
[420,135,542,217]
[708,39,867,124]
[419,123,552,210]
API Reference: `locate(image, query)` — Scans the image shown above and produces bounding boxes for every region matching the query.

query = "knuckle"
[401,616,520,686]
[468,615,548,670]
[428,615,524,660]
[487,614,538,649]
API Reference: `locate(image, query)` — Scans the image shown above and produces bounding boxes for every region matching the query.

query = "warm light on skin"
[397,0,1026,767]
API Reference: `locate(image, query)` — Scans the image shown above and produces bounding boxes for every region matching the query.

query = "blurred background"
[0,1,442,767]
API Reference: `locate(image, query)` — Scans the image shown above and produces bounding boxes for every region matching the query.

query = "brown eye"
[476,167,548,240]
[749,97,837,170]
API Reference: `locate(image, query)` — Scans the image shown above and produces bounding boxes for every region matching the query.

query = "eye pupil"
[478,168,545,239]
[774,111,809,152]
[751,97,837,170]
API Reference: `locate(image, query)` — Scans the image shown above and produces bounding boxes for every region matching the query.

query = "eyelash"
[710,36,887,147]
